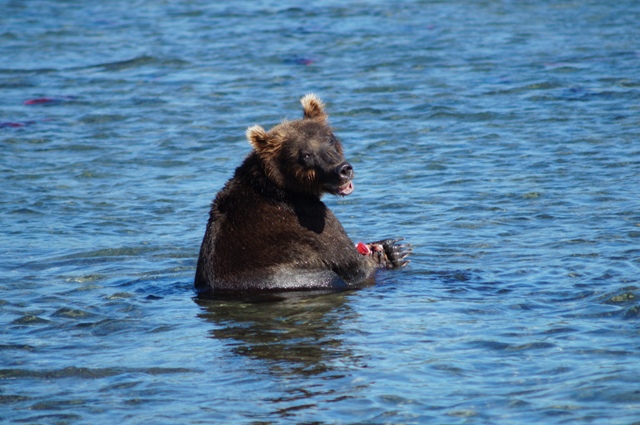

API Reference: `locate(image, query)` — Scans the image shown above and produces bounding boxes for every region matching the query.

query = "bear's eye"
[300,153,313,166]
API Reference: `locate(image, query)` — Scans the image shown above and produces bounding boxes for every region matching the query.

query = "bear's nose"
[337,162,354,179]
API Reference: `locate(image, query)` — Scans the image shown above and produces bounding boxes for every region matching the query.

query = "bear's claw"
[366,238,412,269]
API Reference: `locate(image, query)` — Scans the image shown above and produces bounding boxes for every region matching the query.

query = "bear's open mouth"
[336,181,354,196]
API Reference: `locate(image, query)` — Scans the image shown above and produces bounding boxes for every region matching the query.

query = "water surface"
[1,1,639,423]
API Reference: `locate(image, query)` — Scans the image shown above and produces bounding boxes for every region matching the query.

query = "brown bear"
[194,94,410,297]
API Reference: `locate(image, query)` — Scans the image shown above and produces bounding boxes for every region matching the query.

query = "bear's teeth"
[338,181,354,196]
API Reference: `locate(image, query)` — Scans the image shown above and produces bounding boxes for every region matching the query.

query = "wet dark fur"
[195,94,408,297]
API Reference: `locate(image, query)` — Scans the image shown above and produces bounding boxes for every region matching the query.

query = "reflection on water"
[195,293,374,422]
[196,292,357,377]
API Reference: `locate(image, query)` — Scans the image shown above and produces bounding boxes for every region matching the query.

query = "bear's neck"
[236,152,323,206]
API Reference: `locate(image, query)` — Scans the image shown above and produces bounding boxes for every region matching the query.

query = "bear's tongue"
[338,181,354,196]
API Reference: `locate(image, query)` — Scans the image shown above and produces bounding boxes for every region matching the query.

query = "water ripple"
[1,0,640,424]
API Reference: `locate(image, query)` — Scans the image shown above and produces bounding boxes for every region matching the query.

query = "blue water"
[2,1,640,423]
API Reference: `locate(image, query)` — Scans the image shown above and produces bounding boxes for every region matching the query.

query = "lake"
[1,1,639,423]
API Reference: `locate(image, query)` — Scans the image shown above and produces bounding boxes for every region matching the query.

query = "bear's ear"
[301,93,328,123]
[246,125,269,151]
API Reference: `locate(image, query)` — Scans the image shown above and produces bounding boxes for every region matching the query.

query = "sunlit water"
[2,1,640,423]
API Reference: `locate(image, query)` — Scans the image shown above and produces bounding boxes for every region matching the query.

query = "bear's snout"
[337,162,354,180]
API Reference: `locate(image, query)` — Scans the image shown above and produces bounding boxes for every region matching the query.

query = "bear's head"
[246,94,354,198]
